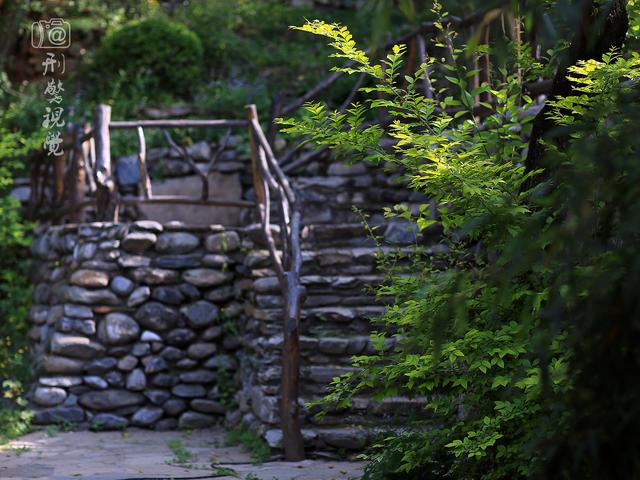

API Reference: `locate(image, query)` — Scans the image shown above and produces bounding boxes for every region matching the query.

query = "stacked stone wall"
[28,221,248,430]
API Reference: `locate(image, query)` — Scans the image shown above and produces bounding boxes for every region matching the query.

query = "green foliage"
[224,426,271,464]
[166,438,193,465]
[0,76,35,443]
[0,408,33,444]
[282,17,640,479]
[172,0,372,115]
[90,17,204,101]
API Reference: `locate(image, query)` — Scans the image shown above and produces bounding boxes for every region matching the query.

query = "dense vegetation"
[0,80,36,442]
[280,1,640,478]
[0,1,638,477]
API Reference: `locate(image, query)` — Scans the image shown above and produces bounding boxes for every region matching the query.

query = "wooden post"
[246,105,266,211]
[281,208,305,462]
[70,123,87,223]
[246,104,305,461]
[53,152,66,209]
[136,126,152,199]
[94,104,118,222]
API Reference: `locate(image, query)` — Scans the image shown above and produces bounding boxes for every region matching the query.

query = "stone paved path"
[0,428,363,480]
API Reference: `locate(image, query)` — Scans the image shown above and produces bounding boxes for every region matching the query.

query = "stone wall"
[28,221,248,430]
[27,137,433,450]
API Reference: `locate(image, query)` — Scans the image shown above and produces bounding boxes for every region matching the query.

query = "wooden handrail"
[245,104,305,461]
[109,119,248,129]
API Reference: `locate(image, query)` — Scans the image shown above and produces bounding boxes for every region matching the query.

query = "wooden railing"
[58,103,307,460]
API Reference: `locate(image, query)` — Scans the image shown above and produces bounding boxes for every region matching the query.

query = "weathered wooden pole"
[94,104,118,222]
[136,126,152,199]
[246,104,305,461]
[70,123,87,223]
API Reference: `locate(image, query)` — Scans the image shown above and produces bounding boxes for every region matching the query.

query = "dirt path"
[0,428,363,480]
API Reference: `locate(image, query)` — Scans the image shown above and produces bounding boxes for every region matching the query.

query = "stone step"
[253,293,390,309]
[252,274,387,295]
[252,334,385,357]
[245,246,437,273]
[248,305,387,324]
[243,221,441,250]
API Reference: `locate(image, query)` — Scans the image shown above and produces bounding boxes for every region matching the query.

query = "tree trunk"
[0,0,26,72]
[523,0,629,188]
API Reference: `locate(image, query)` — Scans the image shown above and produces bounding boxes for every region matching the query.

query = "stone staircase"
[239,164,441,451]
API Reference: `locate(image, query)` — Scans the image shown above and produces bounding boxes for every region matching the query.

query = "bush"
[0,77,36,443]
[176,0,371,99]
[91,17,204,100]
[280,15,640,480]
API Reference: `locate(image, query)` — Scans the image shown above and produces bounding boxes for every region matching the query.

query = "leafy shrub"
[280,14,640,480]
[224,426,271,464]
[175,0,371,100]
[0,76,36,442]
[90,17,204,100]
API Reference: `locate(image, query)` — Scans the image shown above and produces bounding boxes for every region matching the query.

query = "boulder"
[91,413,128,430]
[63,304,93,318]
[118,255,151,268]
[141,355,168,374]
[117,355,138,371]
[178,411,216,428]
[84,376,109,390]
[186,343,217,359]
[160,346,184,362]
[201,326,223,341]
[121,232,157,253]
[110,276,135,296]
[155,254,202,269]
[183,269,232,287]
[131,268,178,285]
[98,313,140,345]
[32,386,67,407]
[144,389,171,405]
[172,384,206,398]
[131,406,163,427]
[205,232,240,253]
[65,286,119,306]
[165,328,196,346]
[39,376,83,388]
[50,333,104,359]
[70,269,110,288]
[133,220,163,233]
[135,302,179,331]
[42,355,85,374]
[79,389,145,411]
[140,330,162,342]
[179,370,217,384]
[190,399,225,415]
[204,286,234,303]
[156,418,178,430]
[151,286,184,306]
[163,398,187,417]
[151,373,178,388]
[203,354,236,370]
[33,406,84,425]
[127,286,151,307]
[181,301,219,329]
[156,232,200,254]
[85,357,118,374]
[126,368,147,391]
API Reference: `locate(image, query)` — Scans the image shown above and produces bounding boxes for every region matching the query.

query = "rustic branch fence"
[52,103,307,461]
